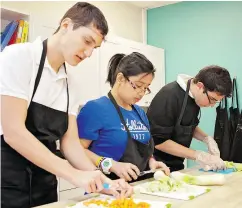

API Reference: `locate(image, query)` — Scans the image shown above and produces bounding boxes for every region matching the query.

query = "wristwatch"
[100,158,112,174]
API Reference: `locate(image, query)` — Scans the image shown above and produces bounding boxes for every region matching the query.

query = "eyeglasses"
[126,77,151,95]
[204,89,220,104]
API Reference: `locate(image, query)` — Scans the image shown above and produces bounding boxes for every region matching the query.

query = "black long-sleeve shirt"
[147,81,200,164]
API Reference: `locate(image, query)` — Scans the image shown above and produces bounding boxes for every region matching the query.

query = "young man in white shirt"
[0,2,132,207]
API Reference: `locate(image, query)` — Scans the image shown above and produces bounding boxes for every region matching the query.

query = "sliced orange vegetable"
[83,198,150,208]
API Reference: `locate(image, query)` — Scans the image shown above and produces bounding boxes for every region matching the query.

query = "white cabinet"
[137,44,165,107]
[66,49,100,105]
[32,24,55,41]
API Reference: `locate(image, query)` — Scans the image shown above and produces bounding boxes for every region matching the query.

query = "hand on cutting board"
[101,178,134,199]
[69,169,109,193]
[69,169,133,198]
[110,161,140,182]
[203,136,220,157]
[195,150,226,171]
[149,157,170,176]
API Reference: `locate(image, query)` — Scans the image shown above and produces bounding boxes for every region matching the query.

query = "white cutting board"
[137,182,210,201]
[67,194,171,208]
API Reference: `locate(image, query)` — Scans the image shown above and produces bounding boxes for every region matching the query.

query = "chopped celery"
[66,203,76,207]
[147,175,183,193]
[236,164,242,172]
[206,188,211,193]
[171,171,226,186]
[166,203,172,208]
[182,175,196,185]
[188,195,195,200]
[225,161,242,172]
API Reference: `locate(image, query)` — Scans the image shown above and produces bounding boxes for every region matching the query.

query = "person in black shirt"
[147,65,232,172]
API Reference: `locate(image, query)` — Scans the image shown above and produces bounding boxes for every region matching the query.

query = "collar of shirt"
[176,74,194,99]
[33,36,67,81]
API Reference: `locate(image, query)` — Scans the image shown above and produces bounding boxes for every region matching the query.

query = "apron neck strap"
[31,39,47,101]
[232,78,239,109]
[220,97,228,109]
[64,63,69,114]
[31,39,69,114]
[107,91,149,141]
[177,79,192,125]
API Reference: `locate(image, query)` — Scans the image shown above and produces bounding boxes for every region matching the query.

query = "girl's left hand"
[149,158,170,176]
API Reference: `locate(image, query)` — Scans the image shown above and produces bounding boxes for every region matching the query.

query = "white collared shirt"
[176,74,194,98]
[0,37,80,135]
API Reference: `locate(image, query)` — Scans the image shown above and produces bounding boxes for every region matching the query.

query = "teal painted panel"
[147,1,242,167]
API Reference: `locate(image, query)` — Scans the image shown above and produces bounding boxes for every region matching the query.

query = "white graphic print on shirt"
[121,119,149,142]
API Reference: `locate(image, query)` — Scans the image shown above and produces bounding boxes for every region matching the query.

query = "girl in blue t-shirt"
[77,52,170,182]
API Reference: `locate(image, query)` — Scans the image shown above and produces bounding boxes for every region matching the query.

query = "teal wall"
[147,1,242,167]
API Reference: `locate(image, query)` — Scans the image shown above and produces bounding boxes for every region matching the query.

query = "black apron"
[153,79,199,172]
[229,111,242,162]
[1,39,69,208]
[229,78,240,157]
[107,92,154,181]
[214,98,230,160]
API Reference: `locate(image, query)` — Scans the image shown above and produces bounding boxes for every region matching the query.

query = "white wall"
[1,1,143,42]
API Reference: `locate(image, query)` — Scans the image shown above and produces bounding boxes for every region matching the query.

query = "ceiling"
[127,1,180,9]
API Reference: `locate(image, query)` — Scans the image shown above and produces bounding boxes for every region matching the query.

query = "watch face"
[103,160,110,167]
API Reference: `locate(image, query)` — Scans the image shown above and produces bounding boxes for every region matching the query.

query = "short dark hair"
[106,52,155,87]
[55,2,108,36]
[193,65,232,97]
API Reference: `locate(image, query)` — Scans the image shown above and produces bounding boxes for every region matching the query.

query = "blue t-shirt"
[77,96,151,161]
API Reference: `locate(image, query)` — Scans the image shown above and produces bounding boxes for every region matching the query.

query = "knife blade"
[139,168,168,177]
[139,169,155,176]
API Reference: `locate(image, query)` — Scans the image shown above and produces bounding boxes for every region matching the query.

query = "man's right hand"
[195,150,226,171]
[101,178,134,199]
[69,169,133,198]
[69,169,108,193]
[110,161,140,181]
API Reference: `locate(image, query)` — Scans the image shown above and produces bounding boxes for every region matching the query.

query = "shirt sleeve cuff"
[0,90,28,101]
